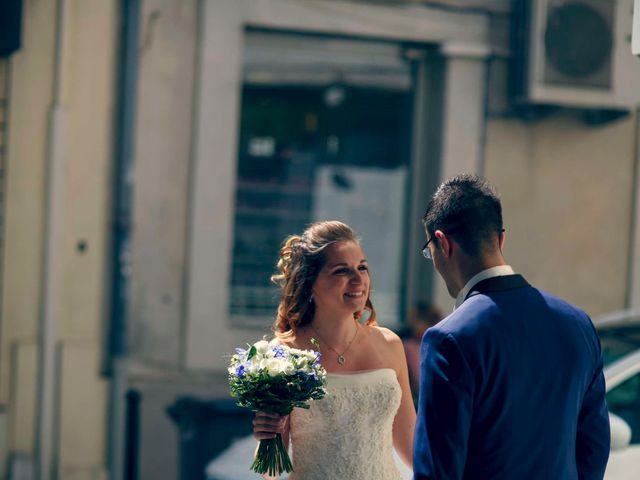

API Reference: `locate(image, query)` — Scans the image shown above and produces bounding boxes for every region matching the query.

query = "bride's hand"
[253,411,287,440]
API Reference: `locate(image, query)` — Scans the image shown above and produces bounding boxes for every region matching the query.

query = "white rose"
[282,362,295,375]
[264,358,283,377]
[254,340,270,355]
[248,360,261,373]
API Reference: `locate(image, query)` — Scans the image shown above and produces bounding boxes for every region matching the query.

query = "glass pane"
[607,373,640,444]
[600,326,640,366]
[230,32,413,328]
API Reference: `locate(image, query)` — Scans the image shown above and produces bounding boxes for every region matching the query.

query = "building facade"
[1,0,639,479]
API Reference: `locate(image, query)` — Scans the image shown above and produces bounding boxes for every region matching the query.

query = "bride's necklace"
[310,321,359,365]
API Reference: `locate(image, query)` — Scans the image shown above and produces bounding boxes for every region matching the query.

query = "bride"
[253,221,416,479]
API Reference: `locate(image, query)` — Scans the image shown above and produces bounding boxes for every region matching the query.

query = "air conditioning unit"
[512,0,640,109]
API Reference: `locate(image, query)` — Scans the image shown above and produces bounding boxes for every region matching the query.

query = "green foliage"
[229,370,325,414]
[250,434,293,476]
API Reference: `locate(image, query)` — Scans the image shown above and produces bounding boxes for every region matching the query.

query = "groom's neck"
[457,251,508,286]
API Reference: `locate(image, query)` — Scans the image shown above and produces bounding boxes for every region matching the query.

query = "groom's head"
[423,174,505,295]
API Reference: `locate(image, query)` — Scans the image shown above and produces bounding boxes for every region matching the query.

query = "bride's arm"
[386,331,416,468]
[375,327,416,466]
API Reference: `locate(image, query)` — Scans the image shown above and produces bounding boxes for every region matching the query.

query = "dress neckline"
[325,367,395,377]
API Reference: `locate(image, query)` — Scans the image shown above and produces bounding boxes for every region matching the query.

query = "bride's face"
[311,241,370,317]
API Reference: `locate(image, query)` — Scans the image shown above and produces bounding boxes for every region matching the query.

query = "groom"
[413,175,610,479]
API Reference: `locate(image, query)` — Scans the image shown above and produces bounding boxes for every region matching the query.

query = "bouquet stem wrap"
[251,432,293,476]
[228,339,326,477]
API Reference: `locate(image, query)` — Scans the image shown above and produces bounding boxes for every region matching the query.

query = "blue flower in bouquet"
[235,364,247,378]
[272,346,286,358]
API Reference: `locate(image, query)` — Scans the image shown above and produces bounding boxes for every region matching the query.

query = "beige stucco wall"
[1,0,116,477]
[428,49,639,317]
[0,0,634,478]
[484,112,637,317]
[433,115,637,317]
[130,0,198,368]
[55,0,116,475]
[1,0,56,456]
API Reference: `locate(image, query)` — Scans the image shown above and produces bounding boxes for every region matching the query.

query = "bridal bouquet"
[228,339,327,476]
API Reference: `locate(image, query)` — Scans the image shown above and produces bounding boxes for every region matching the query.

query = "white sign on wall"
[312,166,407,329]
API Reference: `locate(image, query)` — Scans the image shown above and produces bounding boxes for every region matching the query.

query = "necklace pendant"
[337,355,345,365]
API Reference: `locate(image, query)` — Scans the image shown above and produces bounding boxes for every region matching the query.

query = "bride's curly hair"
[272,221,377,337]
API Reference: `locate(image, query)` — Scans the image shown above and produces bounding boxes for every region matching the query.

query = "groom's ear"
[434,230,451,258]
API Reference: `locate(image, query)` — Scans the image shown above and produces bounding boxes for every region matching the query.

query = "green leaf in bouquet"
[247,345,257,360]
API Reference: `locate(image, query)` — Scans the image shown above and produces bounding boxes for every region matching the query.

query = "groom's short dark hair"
[423,174,503,256]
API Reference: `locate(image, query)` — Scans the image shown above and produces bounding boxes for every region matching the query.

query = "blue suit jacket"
[413,275,610,480]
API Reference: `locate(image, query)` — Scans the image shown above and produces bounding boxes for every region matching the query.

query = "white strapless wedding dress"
[288,368,404,480]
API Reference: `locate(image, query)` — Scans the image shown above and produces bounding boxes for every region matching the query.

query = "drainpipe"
[106,0,139,478]
[35,0,68,478]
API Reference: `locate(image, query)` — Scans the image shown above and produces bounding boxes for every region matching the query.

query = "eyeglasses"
[422,228,505,260]
[422,238,434,260]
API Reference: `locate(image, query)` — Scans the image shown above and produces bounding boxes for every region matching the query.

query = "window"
[607,371,640,444]
[600,326,640,366]
[230,32,414,328]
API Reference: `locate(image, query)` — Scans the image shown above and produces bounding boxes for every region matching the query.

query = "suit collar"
[465,274,530,301]
[454,265,515,309]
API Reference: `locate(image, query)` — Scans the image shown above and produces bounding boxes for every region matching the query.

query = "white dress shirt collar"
[454,265,515,310]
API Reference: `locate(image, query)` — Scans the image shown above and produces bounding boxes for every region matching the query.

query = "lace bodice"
[288,368,403,480]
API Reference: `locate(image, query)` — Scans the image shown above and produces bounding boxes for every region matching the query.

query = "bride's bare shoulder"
[365,324,401,342]
[363,325,407,372]
[363,325,404,354]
